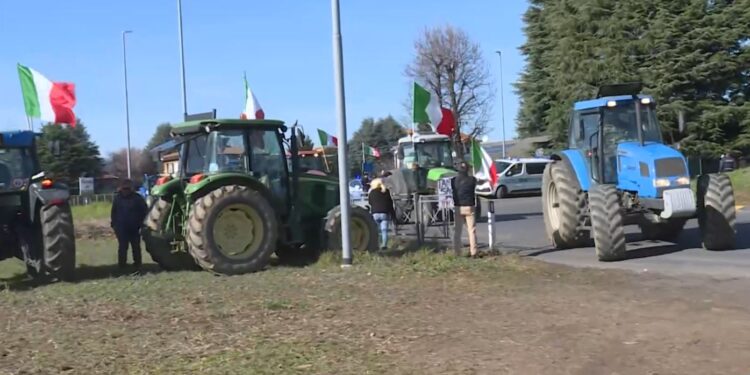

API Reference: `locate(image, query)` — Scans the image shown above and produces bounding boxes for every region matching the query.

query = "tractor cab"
[0,131,39,194]
[567,83,688,198]
[392,130,457,194]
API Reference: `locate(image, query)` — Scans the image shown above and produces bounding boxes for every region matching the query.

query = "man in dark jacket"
[111,179,149,268]
[451,162,478,257]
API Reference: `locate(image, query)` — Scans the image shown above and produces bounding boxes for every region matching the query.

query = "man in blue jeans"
[367,178,396,250]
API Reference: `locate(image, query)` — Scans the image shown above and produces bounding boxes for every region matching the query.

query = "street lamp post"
[330,0,352,267]
[122,30,133,179]
[495,50,506,158]
[177,0,188,120]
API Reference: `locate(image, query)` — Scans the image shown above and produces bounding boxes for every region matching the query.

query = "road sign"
[79,177,95,195]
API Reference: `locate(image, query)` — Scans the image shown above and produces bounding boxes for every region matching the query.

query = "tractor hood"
[616,142,690,198]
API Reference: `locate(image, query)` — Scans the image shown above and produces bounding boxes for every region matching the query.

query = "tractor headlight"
[675,176,690,186]
[654,178,671,188]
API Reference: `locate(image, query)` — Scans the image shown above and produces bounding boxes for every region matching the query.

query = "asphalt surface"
[465,195,750,279]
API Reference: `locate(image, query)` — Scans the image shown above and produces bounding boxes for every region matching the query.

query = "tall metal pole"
[496,51,507,158]
[331,0,352,267]
[177,0,188,120]
[123,30,133,179]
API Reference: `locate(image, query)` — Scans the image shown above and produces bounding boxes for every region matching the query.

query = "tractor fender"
[150,178,183,200]
[28,182,70,223]
[557,150,591,192]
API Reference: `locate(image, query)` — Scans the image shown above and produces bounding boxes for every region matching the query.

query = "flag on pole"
[17,64,77,126]
[471,139,498,186]
[412,82,455,136]
[240,73,264,119]
[317,129,338,147]
[364,144,380,158]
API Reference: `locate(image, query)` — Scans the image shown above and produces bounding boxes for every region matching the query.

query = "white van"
[476,158,552,198]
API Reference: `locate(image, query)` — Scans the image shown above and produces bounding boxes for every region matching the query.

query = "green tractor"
[0,131,76,281]
[142,119,379,275]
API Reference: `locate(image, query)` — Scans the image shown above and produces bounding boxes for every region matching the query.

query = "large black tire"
[40,204,76,281]
[143,198,198,271]
[589,184,627,261]
[639,219,687,241]
[187,185,278,275]
[541,158,589,249]
[324,205,379,252]
[697,174,736,250]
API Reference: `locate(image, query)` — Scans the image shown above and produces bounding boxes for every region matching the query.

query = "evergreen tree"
[37,121,103,183]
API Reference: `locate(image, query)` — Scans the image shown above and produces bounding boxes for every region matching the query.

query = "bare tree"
[106,148,154,181]
[405,25,494,152]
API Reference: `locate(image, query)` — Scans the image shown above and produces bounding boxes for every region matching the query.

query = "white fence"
[69,194,116,206]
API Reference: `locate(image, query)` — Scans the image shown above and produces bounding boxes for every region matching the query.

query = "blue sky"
[0,0,528,154]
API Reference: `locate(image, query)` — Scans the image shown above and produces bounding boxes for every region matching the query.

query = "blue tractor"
[541,83,736,261]
[0,131,76,280]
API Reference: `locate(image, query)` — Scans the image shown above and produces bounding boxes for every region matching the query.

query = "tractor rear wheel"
[187,185,278,275]
[697,174,736,250]
[143,198,198,271]
[589,184,627,261]
[541,158,589,249]
[324,205,379,252]
[639,219,687,241]
[40,203,76,281]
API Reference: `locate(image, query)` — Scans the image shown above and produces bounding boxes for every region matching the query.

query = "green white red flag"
[240,74,264,119]
[317,129,338,147]
[471,140,498,186]
[364,144,380,158]
[17,64,77,126]
[412,82,455,136]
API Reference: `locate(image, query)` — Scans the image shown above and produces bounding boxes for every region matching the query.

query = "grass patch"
[71,201,111,222]
[728,167,750,205]
[0,238,568,374]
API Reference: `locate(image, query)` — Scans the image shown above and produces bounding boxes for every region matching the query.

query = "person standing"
[368,178,396,250]
[451,162,478,257]
[111,179,149,269]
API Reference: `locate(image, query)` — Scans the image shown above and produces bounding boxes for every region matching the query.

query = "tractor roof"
[397,131,451,144]
[171,119,286,135]
[574,94,654,111]
[0,131,36,147]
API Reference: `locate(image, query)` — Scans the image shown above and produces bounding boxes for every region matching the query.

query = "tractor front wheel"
[541,159,589,249]
[143,198,198,271]
[187,185,278,275]
[697,174,736,250]
[589,184,626,261]
[324,205,379,252]
[40,203,76,281]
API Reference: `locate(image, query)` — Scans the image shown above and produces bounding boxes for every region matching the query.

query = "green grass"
[0,239,567,374]
[71,201,111,222]
[728,167,750,205]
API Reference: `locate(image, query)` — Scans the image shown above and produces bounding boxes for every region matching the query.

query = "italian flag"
[364,144,380,158]
[412,82,455,136]
[17,64,77,126]
[471,140,498,186]
[240,74,264,120]
[317,129,338,147]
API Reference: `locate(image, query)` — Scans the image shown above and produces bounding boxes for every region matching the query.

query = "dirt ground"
[1,243,749,374]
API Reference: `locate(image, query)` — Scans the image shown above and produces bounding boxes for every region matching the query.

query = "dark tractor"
[542,83,736,261]
[0,131,76,280]
[142,119,378,275]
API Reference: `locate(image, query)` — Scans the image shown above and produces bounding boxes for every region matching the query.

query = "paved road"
[468,195,750,279]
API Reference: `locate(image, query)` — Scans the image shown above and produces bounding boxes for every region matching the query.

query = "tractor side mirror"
[578,119,585,140]
[47,140,61,156]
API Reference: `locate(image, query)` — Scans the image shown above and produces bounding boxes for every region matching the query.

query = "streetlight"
[331,0,352,267]
[122,30,133,179]
[177,0,188,120]
[495,50,506,158]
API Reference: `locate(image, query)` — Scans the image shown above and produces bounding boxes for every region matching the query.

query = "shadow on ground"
[0,263,165,292]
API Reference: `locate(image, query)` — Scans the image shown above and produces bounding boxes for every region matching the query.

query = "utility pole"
[331,0,352,267]
[495,51,507,158]
[177,0,188,120]
[122,30,133,179]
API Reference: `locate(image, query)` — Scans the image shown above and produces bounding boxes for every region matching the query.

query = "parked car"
[476,158,552,198]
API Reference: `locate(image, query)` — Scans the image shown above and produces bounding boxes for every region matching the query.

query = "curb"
[737,205,745,211]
